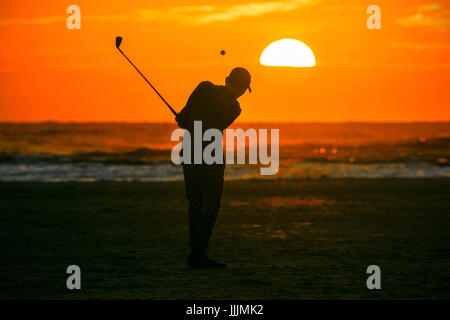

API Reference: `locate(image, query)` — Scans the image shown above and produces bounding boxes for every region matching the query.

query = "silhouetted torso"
[177,81,241,133]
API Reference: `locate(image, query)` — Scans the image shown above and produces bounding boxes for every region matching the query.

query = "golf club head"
[115,36,123,49]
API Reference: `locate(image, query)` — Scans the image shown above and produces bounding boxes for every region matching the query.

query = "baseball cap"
[228,67,252,93]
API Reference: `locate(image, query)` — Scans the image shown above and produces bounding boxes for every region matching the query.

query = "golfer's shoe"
[201,257,227,269]
[187,255,227,269]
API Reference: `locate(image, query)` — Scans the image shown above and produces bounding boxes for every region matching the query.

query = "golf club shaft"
[117,48,177,116]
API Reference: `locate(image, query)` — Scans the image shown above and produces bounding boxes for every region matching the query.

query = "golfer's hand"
[175,113,183,128]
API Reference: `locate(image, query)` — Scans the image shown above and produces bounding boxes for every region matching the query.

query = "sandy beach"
[1,178,448,299]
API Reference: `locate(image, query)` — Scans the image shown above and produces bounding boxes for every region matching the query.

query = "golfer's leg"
[197,164,225,254]
[183,164,202,253]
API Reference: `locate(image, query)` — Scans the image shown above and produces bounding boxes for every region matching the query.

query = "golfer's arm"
[219,105,241,130]
[176,105,190,128]
[177,83,206,128]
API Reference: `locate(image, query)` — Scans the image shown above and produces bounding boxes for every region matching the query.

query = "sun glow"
[260,39,316,67]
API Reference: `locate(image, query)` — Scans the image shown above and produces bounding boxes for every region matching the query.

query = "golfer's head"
[226,67,251,98]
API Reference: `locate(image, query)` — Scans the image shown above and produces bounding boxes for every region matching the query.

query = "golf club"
[115,36,178,116]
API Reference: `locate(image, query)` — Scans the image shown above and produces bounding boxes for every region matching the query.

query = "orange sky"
[0,0,449,122]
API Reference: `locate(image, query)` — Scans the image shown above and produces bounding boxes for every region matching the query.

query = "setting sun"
[260,39,316,67]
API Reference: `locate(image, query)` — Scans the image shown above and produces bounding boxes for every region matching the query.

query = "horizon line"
[0,120,449,125]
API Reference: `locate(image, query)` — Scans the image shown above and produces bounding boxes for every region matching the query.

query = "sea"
[0,122,448,181]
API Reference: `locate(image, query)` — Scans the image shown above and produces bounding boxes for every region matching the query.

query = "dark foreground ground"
[0,179,449,299]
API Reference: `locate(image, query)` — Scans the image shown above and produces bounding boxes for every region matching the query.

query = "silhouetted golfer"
[176,67,251,269]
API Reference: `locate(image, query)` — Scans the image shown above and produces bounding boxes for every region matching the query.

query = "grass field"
[0,179,449,299]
